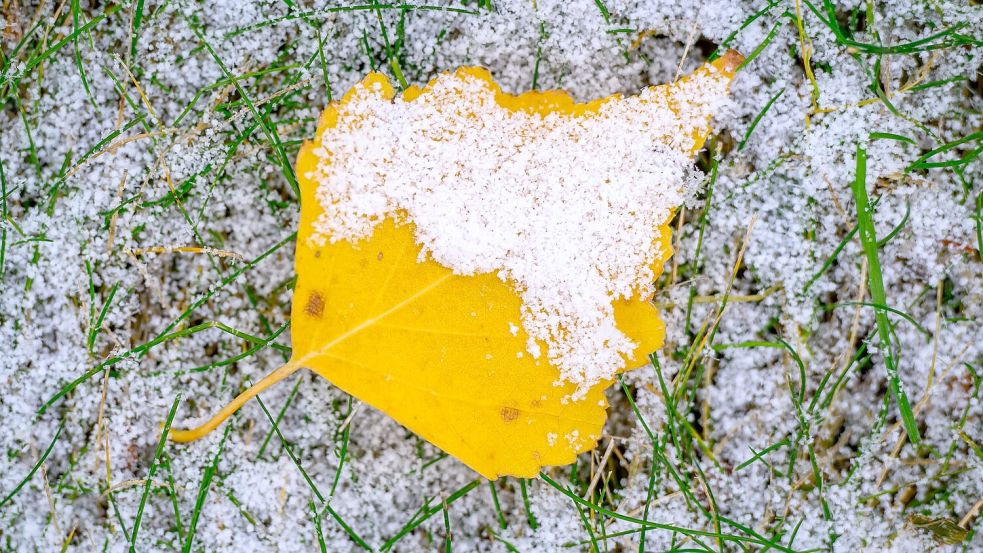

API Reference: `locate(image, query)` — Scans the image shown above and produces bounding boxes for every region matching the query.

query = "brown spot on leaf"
[377,251,384,261]
[314,250,321,258]
[305,291,324,318]
[500,406,519,422]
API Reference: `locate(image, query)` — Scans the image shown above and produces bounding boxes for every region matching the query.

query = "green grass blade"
[129,393,182,552]
[850,143,920,444]
[182,422,232,553]
[0,422,64,509]
[380,479,480,552]
[739,88,784,151]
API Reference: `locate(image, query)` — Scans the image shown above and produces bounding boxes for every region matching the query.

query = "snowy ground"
[1,1,981,551]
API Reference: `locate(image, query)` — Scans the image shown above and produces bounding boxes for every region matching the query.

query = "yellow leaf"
[171,52,742,479]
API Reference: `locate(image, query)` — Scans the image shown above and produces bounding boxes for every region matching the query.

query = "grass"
[0,423,63,510]
[129,393,182,552]
[254,395,372,550]
[850,144,920,445]
[379,479,481,552]
[182,423,232,553]
[1,0,981,551]
[738,87,784,151]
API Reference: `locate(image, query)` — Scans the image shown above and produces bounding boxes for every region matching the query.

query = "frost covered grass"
[0,1,981,552]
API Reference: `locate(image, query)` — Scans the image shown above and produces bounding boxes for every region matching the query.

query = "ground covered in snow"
[1,1,981,551]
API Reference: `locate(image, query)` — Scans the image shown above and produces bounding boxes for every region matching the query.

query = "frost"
[2,0,982,551]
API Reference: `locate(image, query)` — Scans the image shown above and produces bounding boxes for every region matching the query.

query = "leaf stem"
[170,361,302,442]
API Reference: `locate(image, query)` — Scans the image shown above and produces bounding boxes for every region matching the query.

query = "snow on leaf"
[171,53,741,479]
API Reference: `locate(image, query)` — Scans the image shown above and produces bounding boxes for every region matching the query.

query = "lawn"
[0,0,981,551]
